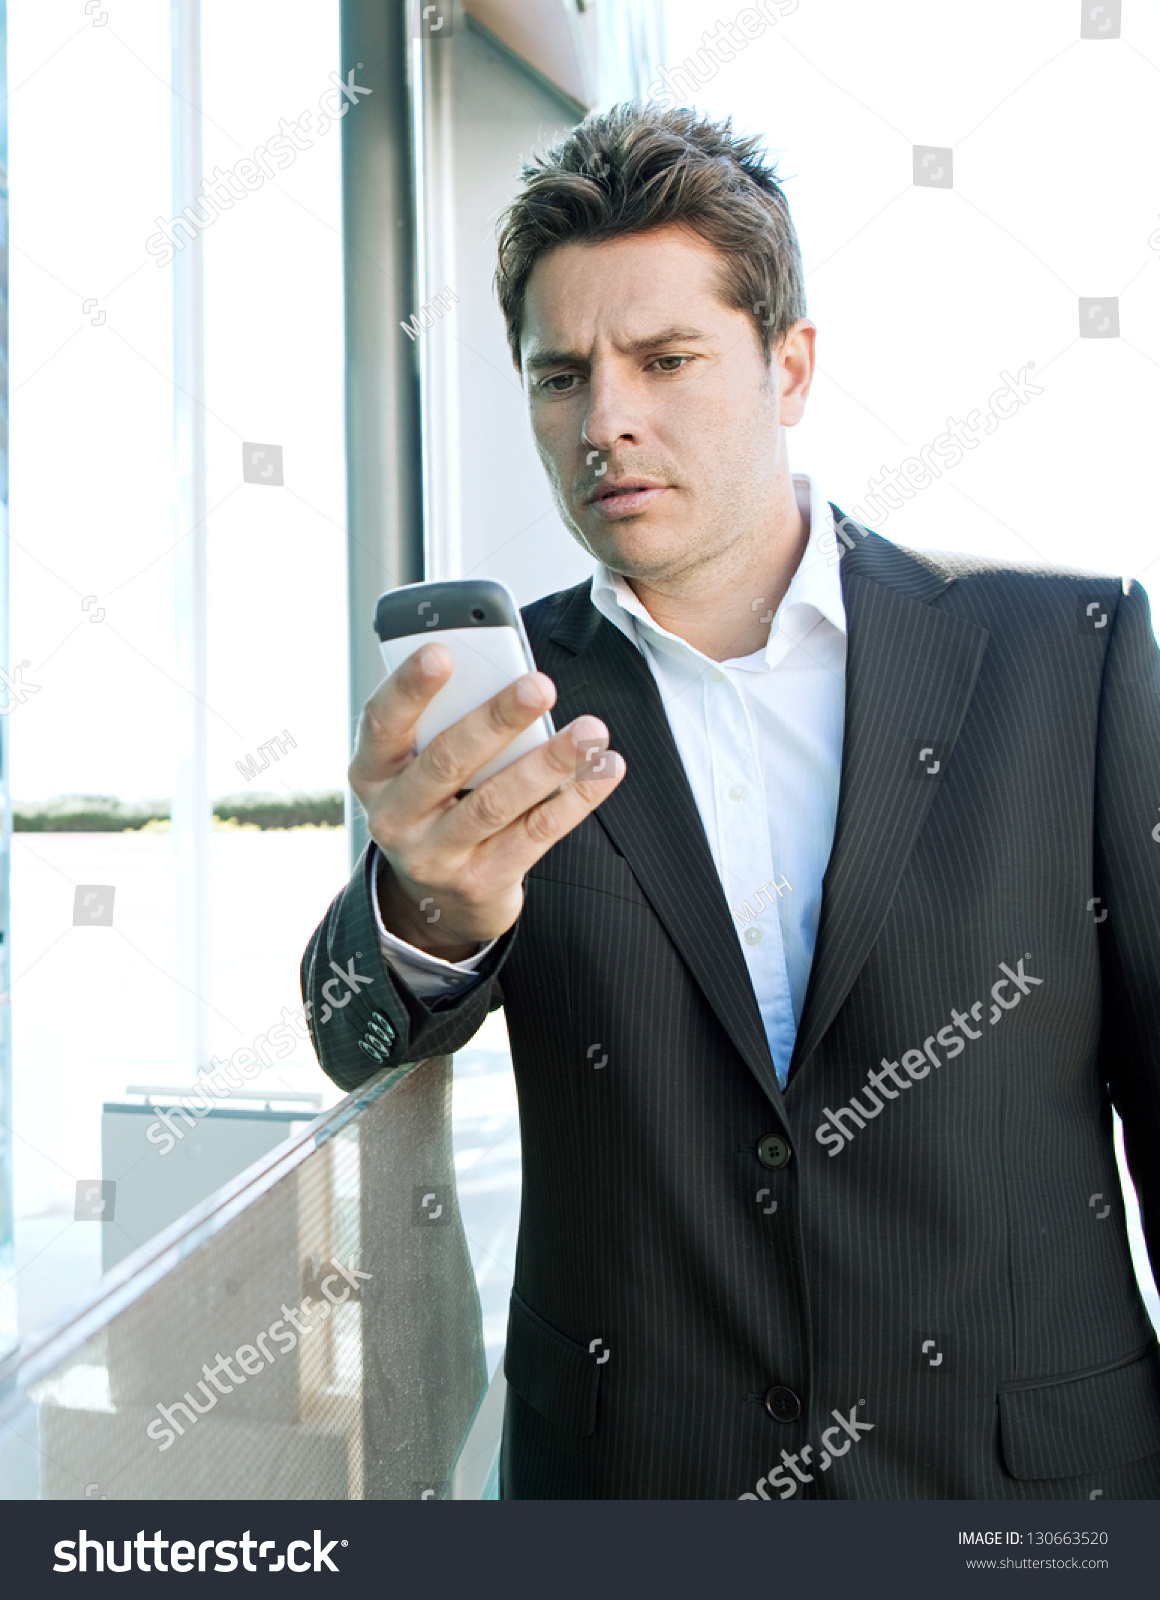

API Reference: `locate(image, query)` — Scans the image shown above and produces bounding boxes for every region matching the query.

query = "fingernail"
[418,645,443,674]
[516,674,547,707]
[570,715,608,745]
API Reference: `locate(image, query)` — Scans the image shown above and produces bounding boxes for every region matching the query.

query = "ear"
[776,319,816,427]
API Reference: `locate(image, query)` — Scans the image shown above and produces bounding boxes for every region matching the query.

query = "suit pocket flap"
[503,1290,600,1438]
[998,1342,1160,1480]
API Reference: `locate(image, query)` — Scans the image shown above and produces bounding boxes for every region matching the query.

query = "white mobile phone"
[374,579,554,789]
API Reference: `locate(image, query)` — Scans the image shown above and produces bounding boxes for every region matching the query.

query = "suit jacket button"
[757,1134,791,1170]
[764,1385,801,1423]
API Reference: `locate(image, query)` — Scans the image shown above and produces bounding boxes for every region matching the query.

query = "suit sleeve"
[1094,577,1160,1283]
[300,840,517,1094]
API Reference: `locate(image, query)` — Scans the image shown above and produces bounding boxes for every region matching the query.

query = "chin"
[586,517,676,572]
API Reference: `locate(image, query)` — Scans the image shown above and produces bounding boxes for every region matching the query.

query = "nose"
[582,367,640,454]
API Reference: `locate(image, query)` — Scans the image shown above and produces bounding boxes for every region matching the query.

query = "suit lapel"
[787,534,990,1078]
[539,525,991,1111]
[546,592,785,1114]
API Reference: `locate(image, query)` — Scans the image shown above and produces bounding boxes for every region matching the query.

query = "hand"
[349,642,626,958]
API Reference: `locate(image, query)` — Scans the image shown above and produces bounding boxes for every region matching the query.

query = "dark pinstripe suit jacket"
[302,519,1160,1499]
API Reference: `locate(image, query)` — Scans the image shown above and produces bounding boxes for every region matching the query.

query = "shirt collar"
[589,474,847,665]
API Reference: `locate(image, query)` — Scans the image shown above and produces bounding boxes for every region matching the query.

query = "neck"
[624,478,808,662]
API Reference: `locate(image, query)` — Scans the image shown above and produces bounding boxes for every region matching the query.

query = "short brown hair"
[494,102,807,371]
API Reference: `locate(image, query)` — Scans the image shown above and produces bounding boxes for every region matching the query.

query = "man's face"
[520,223,814,588]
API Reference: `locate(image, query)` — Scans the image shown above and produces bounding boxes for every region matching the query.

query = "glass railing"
[0,1054,506,1500]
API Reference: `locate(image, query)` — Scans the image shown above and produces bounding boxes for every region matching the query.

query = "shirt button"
[764,1385,802,1423]
[729,784,747,802]
[710,669,724,683]
[757,1134,791,1170]
[743,925,763,945]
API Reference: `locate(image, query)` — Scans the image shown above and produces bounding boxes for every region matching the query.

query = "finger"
[349,643,454,786]
[478,748,627,883]
[436,713,610,848]
[397,669,558,809]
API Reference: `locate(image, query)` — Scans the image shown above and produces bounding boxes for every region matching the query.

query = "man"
[303,104,1160,1498]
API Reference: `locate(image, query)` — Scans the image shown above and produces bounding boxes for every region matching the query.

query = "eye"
[541,372,581,394]
[650,354,690,373]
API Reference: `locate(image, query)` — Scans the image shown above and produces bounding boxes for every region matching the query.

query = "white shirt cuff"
[371,846,497,999]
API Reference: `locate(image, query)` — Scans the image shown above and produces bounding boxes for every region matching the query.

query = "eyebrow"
[524,327,712,372]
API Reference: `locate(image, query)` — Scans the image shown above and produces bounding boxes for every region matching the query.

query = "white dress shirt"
[372,474,847,1088]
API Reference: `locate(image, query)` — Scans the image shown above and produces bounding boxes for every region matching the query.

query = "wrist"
[377,862,482,962]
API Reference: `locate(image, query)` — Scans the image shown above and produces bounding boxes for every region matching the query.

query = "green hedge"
[13,792,346,831]
[212,792,345,830]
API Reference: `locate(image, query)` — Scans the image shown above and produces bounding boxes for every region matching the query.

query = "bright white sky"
[9,0,1160,802]
[9,0,347,803]
[662,0,1160,574]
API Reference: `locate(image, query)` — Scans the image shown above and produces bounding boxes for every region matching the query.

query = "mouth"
[587,479,669,519]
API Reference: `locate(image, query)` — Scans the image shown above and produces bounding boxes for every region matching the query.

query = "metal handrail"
[122,1086,322,1105]
[0,1060,411,1415]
